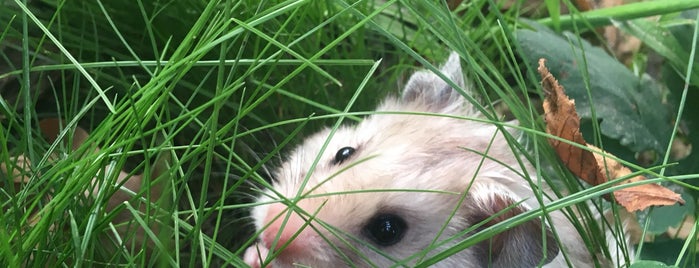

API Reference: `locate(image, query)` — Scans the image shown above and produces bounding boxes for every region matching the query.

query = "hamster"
[243,52,625,267]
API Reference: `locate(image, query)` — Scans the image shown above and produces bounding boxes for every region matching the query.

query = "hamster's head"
[244,53,563,267]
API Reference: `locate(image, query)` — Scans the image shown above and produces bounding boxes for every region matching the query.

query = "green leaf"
[543,0,561,32]
[615,16,699,88]
[630,260,679,268]
[536,0,699,30]
[638,191,695,234]
[517,23,673,156]
[639,238,699,267]
[662,9,699,183]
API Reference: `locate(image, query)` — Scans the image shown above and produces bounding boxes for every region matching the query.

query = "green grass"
[1,0,698,267]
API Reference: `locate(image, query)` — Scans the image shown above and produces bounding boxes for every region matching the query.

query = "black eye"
[333,146,355,165]
[364,213,407,246]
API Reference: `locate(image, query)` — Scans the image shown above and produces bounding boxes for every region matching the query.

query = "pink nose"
[261,203,316,256]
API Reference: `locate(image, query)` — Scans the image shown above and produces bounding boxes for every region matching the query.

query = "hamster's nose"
[261,203,318,257]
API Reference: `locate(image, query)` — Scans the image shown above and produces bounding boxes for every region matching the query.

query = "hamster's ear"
[401,52,465,111]
[464,188,559,267]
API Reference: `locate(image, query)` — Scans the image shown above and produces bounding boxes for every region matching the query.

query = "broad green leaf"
[630,260,679,268]
[517,23,673,156]
[639,238,699,268]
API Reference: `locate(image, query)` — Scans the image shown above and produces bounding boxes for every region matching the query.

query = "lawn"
[1,0,698,267]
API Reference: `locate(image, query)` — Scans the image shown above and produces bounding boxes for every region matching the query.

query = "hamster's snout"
[261,203,318,253]
[245,202,323,267]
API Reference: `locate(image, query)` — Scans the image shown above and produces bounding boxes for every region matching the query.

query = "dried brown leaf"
[538,58,685,212]
[538,58,606,186]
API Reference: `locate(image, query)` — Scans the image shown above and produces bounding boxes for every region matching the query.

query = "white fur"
[244,53,630,268]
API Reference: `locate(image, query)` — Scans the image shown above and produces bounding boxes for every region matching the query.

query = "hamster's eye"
[364,213,407,246]
[333,146,355,165]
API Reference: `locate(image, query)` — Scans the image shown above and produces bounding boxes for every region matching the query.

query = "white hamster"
[243,52,626,267]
